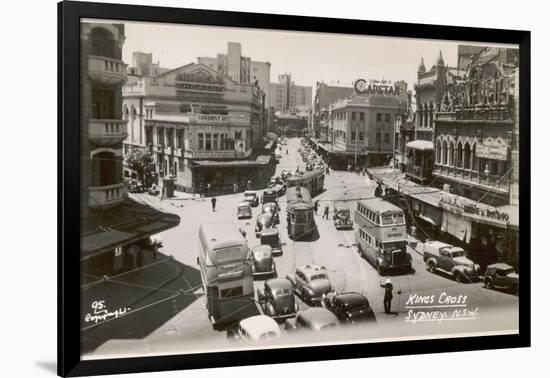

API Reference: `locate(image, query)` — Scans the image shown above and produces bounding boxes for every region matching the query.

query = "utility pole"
[354,122,358,168]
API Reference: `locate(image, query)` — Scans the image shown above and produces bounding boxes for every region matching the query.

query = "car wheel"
[453,271,463,283]
[428,261,436,273]
[485,278,494,289]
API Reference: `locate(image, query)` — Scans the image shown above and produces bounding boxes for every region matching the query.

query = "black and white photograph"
[78,17,523,361]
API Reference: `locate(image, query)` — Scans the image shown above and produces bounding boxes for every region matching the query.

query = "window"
[352,112,356,121]
[377,113,382,122]
[213,134,219,150]
[198,133,204,150]
[359,132,364,141]
[91,89,115,119]
[384,133,390,143]
[360,112,365,121]
[385,114,391,122]
[205,133,212,150]
[235,131,242,140]
[351,131,356,140]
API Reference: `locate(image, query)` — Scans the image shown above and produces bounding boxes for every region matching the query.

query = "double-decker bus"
[198,223,255,329]
[286,186,315,240]
[354,198,412,275]
[286,169,325,197]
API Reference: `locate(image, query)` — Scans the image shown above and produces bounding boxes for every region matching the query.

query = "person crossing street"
[211,197,217,212]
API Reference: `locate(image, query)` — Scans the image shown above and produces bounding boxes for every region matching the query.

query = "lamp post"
[354,122,358,168]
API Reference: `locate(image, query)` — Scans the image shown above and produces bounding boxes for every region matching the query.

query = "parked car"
[255,213,274,237]
[484,263,519,294]
[257,278,298,320]
[286,265,334,305]
[284,308,339,332]
[237,202,253,219]
[244,190,259,207]
[332,206,353,230]
[321,292,374,324]
[423,241,480,282]
[250,245,276,277]
[259,228,283,256]
[227,315,281,342]
[148,184,160,196]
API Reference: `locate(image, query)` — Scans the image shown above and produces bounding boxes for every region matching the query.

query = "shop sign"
[476,139,508,160]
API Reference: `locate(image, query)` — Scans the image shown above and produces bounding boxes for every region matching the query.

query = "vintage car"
[332,206,353,230]
[423,241,480,282]
[262,202,280,224]
[284,308,339,332]
[148,184,160,196]
[244,190,259,207]
[250,245,276,277]
[321,292,374,324]
[237,202,253,219]
[484,263,519,293]
[257,278,298,320]
[262,189,278,206]
[259,228,283,256]
[255,213,274,237]
[227,315,281,342]
[286,265,334,305]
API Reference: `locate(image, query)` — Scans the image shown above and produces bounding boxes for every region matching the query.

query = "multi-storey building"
[433,46,519,207]
[80,23,179,273]
[313,82,354,140]
[123,61,269,194]
[319,79,408,169]
[198,42,271,106]
[268,73,312,112]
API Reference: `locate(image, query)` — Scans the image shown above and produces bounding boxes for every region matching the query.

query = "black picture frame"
[58,1,531,376]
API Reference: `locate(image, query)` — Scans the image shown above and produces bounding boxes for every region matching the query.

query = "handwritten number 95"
[91,300,106,312]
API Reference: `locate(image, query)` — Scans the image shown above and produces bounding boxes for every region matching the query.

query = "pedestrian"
[322,205,329,220]
[247,179,252,190]
[233,182,238,194]
[211,196,217,212]
[362,167,366,176]
[380,278,394,314]
[374,182,383,197]
[286,149,288,155]
[207,182,211,196]
[314,200,319,214]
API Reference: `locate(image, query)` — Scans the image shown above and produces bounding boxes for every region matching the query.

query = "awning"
[441,210,472,243]
[192,155,271,168]
[406,140,434,151]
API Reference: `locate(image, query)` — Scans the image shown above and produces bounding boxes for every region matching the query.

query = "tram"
[286,186,316,240]
[286,169,325,197]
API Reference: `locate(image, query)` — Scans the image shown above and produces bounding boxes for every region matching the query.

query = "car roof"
[239,315,281,338]
[425,241,453,249]
[487,263,514,270]
[238,202,251,207]
[252,245,272,253]
[244,191,256,196]
[266,278,293,290]
[333,292,368,307]
[357,198,402,214]
[299,308,339,325]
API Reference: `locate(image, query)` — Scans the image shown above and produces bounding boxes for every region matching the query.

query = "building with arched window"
[80,22,180,276]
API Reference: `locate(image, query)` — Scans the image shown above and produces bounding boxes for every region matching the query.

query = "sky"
[116,20,514,100]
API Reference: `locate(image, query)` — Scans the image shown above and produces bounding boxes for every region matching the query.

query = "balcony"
[88,183,126,209]
[433,165,509,193]
[88,55,127,86]
[88,119,128,146]
[189,148,252,159]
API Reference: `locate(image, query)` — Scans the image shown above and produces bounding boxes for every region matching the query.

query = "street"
[84,138,519,359]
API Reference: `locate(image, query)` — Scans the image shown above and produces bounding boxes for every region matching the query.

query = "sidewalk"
[80,250,182,329]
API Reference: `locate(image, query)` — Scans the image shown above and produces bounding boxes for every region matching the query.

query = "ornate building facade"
[123,62,269,193]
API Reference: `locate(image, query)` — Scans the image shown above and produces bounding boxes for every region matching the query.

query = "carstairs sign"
[354,78,401,96]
